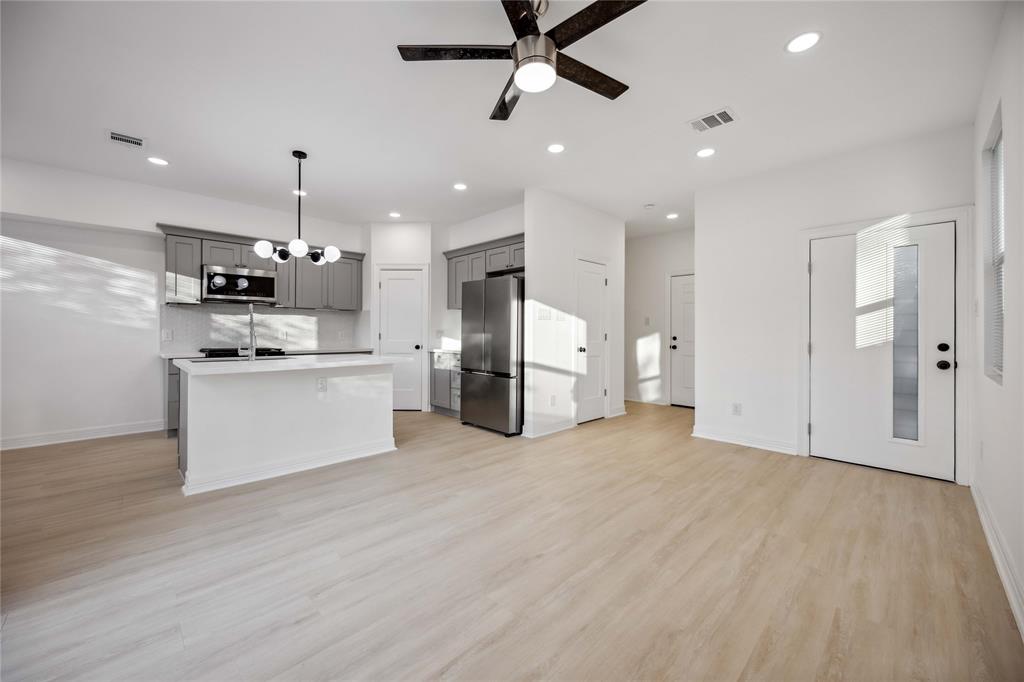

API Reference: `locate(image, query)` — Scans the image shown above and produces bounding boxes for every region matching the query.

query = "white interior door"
[810,221,955,480]
[379,268,424,411]
[575,259,607,424]
[670,275,695,407]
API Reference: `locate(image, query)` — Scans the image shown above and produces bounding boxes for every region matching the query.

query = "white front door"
[810,220,955,480]
[379,268,424,410]
[575,259,607,424]
[670,275,695,407]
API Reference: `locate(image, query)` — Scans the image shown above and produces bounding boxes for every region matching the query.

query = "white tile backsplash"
[160,303,366,354]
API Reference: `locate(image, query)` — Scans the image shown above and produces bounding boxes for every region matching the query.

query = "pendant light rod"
[293,149,306,241]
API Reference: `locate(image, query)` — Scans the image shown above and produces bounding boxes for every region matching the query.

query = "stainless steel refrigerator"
[460,275,523,435]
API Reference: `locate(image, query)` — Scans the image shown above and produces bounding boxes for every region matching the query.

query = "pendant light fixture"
[253,150,340,266]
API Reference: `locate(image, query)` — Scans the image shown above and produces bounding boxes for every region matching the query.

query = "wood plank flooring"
[2,402,1022,680]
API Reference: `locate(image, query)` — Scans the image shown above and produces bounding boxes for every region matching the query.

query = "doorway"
[670,274,695,407]
[378,267,426,411]
[575,258,607,424]
[809,221,955,480]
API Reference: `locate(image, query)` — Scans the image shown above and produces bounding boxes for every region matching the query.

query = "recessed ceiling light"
[292,189,307,197]
[389,211,401,218]
[643,203,656,210]
[786,32,820,53]
[147,157,169,166]
[453,182,467,191]
[696,148,716,158]
[547,143,565,154]
[666,213,679,220]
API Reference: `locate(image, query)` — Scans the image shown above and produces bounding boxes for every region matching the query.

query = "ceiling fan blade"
[398,45,512,61]
[501,0,539,39]
[556,54,628,99]
[490,74,522,121]
[545,1,647,50]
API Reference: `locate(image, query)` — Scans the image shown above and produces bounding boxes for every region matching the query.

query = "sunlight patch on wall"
[0,235,157,329]
[854,214,910,348]
[635,332,663,402]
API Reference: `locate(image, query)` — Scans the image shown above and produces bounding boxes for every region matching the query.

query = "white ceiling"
[0,1,1003,236]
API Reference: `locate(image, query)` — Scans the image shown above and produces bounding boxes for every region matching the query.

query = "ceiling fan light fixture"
[513,34,557,93]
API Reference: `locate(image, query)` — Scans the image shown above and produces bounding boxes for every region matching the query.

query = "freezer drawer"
[460,373,521,435]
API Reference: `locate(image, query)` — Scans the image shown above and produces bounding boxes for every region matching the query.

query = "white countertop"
[174,354,406,376]
[431,348,461,354]
[161,347,374,360]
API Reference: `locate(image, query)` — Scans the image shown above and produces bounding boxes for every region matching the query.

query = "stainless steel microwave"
[201,265,277,304]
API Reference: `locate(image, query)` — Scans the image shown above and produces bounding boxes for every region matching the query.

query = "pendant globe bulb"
[272,247,291,263]
[288,238,309,258]
[323,245,341,263]
[253,240,274,259]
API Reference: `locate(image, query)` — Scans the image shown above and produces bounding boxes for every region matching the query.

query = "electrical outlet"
[731,402,743,416]
[316,378,328,393]
[549,394,557,407]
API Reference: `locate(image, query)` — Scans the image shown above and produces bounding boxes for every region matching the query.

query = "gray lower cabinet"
[202,239,244,268]
[167,360,180,436]
[166,235,203,303]
[432,368,452,408]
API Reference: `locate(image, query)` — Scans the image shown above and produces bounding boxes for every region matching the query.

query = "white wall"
[1,158,366,251]
[0,218,166,448]
[624,229,695,404]
[969,3,1024,635]
[523,188,625,437]
[693,125,974,454]
[430,203,525,349]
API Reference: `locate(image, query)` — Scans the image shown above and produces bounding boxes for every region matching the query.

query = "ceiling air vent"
[689,108,736,133]
[107,130,146,149]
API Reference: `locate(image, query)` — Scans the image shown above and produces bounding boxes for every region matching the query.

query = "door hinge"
[807,262,812,274]
[807,422,812,435]
[604,333,608,341]
[378,332,381,340]
[807,341,811,355]
[604,278,608,286]
[604,388,607,396]
[378,281,382,289]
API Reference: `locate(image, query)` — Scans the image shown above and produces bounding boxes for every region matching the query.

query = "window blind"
[987,133,1005,378]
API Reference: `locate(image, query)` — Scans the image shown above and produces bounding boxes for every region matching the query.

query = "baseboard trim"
[182,438,396,496]
[1,420,165,451]
[690,427,797,455]
[972,485,1024,642]
[608,407,627,419]
[523,422,573,439]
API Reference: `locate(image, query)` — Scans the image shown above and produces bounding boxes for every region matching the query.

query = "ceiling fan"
[397,0,646,120]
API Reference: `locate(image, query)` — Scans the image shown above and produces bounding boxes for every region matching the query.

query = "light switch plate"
[161,329,173,342]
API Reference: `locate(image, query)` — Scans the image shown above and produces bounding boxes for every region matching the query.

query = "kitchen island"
[174,354,403,495]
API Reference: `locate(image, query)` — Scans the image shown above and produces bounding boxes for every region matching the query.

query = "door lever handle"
[670,344,678,350]
[936,360,951,370]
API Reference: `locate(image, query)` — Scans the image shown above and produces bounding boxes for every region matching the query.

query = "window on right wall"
[985,126,1006,383]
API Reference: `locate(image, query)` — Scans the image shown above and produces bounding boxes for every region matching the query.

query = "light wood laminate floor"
[2,402,1022,680]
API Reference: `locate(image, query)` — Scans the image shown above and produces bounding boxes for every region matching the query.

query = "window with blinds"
[986,132,1005,381]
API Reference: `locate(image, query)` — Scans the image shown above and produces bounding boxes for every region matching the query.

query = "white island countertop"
[174,354,405,376]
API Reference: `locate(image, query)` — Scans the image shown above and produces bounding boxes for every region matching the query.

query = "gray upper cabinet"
[239,244,272,271]
[274,257,295,308]
[202,239,243,268]
[510,242,525,269]
[329,258,361,311]
[469,251,486,280]
[295,256,328,309]
[485,246,512,273]
[448,255,469,309]
[166,235,202,304]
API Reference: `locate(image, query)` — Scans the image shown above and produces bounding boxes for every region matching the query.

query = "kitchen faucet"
[248,303,257,362]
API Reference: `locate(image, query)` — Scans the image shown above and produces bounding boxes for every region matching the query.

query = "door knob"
[937,342,950,352]
[578,346,586,353]
[936,360,951,370]
[414,344,421,350]
[672,336,677,341]
[671,344,678,350]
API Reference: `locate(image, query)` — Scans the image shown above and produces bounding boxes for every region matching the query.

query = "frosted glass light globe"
[272,248,290,263]
[323,245,341,263]
[288,238,309,258]
[253,240,274,259]
[514,61,556,93]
